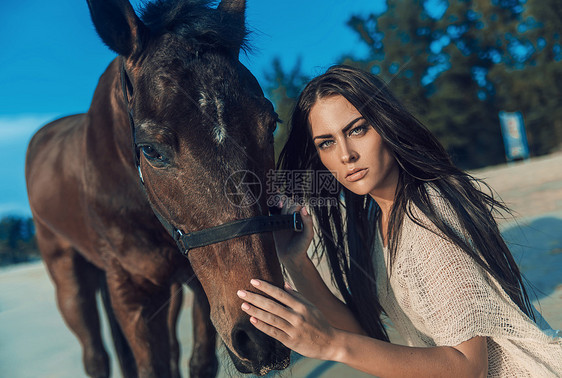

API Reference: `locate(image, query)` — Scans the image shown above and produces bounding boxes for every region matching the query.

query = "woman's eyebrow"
[312,116,364,141]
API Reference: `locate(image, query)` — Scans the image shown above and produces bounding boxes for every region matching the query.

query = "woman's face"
[308,95,399,199]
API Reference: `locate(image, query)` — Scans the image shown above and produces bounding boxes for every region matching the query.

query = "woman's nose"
[340,141,359,163]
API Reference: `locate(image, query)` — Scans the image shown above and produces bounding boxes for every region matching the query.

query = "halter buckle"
[173,229,189,256]
[137,165,144,184]
[293,212,304,232]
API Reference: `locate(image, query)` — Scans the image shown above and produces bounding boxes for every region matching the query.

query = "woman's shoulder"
[419,182,456,217]
[402,182,462,237]
[397,182,471,265]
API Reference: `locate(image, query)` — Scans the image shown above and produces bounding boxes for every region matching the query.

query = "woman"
[236,65,562,376]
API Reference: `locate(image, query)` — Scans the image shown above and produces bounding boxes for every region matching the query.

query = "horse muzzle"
[228,319,291,375]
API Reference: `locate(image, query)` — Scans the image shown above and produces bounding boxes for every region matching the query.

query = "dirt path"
[471,151,562,221]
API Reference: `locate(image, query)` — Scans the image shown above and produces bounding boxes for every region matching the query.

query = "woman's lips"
[346,168,368,182]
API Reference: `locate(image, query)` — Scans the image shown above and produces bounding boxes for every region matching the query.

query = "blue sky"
[0,0,386,217]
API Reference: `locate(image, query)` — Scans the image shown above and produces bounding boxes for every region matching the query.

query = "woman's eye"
[140,146,164,162]
[349,125,367,136]
[317,140,334,149]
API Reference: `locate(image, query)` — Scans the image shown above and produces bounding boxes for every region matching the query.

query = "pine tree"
[0,216,39,266]
[488,0,562,155]
[345,0,433,118]
[345,0,507,167]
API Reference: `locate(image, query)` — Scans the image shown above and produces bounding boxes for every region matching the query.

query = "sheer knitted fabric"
[372,185,562,377]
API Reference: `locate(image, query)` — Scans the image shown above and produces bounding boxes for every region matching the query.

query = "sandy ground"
[1,152,561,377]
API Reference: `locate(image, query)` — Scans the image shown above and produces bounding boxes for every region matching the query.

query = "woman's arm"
[284,254,366,335]
[332,330,488,378]
[237,279,488,378]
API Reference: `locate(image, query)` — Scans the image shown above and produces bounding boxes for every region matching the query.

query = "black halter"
[119,59,303,257]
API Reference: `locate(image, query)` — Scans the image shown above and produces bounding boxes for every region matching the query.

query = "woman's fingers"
[248,279,307,311]
[247,316,291,346]
[276,195,303,216]
[240,301,292,331]
[237,285,298,323]
[281,203,302,216]
[238,280,338,361]
[299,206,314,239]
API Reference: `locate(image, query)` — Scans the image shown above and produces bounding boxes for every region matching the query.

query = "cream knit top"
[372,186,562,377]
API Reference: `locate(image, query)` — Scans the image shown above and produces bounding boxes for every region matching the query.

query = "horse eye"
[268,122,278,144]
[140,145,164,162]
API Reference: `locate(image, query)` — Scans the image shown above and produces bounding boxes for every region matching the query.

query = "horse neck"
[86,58,136,170]
[83,58,157,220]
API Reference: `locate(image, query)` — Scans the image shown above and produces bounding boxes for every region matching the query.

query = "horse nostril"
[231,321,291,374]
[232,324,256,360]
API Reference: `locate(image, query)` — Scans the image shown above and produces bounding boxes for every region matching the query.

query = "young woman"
[236,65,562,377]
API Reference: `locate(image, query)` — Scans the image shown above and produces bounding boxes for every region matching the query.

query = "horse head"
[86,0,290,374]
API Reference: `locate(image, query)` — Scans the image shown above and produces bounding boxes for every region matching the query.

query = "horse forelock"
[140,0,250,54]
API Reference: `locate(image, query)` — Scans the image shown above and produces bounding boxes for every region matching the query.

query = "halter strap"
[174,213,303,256]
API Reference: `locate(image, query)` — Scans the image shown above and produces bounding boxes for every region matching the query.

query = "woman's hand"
[237,279,341,361]
[273,200,314,266]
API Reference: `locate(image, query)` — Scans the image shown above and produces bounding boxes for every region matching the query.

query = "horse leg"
[99,277,137,378]
[105,262,173,378]
[36,222,109,378]
[168,282,183,378]
[187,280,218,378]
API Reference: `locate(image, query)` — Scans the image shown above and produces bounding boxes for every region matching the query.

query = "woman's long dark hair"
[277,65,535,341]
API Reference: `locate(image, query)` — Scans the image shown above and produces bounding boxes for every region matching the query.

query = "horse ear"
[217,0,246,57]
[86,0,148,57]
[217,0,246,14]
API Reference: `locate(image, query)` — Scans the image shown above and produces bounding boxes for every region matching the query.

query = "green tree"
[345,0,509,167]
[0,216,39,266]
[424,0,523,167]
[488,0,562,155]
[345,0,433,118]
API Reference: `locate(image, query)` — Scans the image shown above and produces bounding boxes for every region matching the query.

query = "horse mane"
[140,0,250,53]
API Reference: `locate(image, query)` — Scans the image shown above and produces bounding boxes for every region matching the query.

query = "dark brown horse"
[25,0,291,376]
